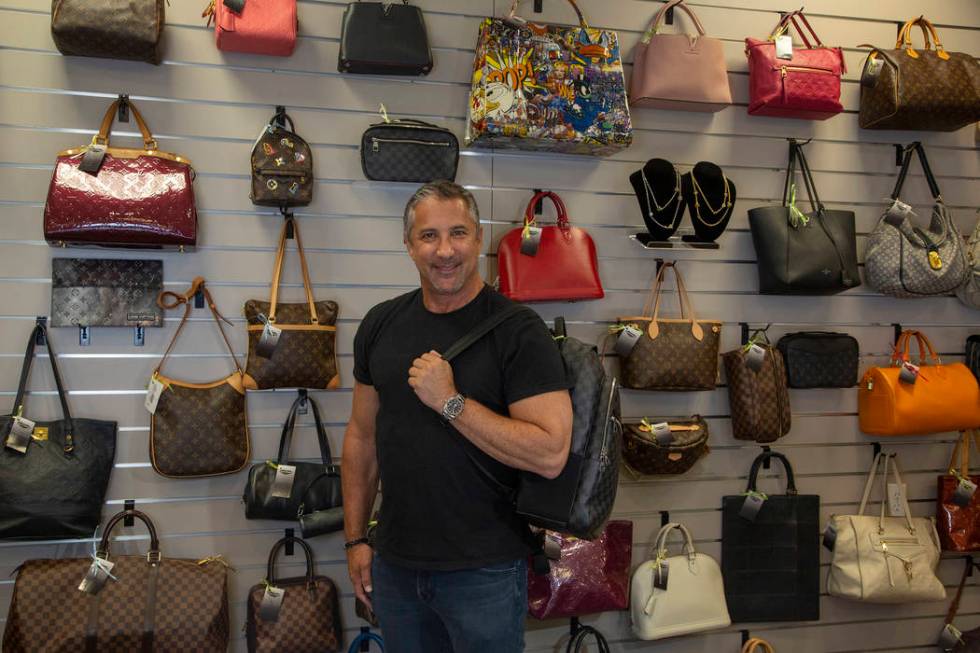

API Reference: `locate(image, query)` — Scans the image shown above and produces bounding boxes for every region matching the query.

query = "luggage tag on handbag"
[888,482,907,516]
[745,343,767,372]
[520,225,542,256]
[952,475,977,507]
[861,57,883,88]
[258,582,285,622]
[5,415,35,453]
[939,623,964,651]
[78,557,116,595]
[822,519,837,552]
[775,35,793,60]
[641,419,674,446]
[78,144,107,175]
[270,462,296,499]
[145,373,165,415]
[653,558,669,591]
[898,361,919,384]
[543,532,562,560]
[613,325,642,357]
[739,491,767,522]
[256,314,282,359]
[884,199,914,226]
[223,0,245,12]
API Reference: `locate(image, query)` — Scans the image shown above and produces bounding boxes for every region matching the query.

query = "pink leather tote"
[629,0,732,112]
[204,0,298,57]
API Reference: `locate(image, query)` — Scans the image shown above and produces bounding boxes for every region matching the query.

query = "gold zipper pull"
[781,66,787,78]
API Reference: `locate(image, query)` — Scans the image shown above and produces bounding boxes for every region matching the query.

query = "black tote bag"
[243,393,343,529]
[722,450,820,622]
[0,323,116,539]
[748,139,860,295]
[338,1,433,75]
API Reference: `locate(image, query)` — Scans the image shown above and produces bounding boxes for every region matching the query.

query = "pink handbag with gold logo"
[203,0,297,57]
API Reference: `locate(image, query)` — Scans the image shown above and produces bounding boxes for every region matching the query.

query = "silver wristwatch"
[441,393,466,422]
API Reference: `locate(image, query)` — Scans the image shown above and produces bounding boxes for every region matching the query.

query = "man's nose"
[436,235,454,258]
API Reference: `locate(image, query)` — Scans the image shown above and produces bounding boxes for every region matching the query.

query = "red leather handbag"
[938,430,980,552]
[44,98,197,249]
[745,10,845,120]
[527,520,632,619]
[497,191,604,302]
[203,0,298,57]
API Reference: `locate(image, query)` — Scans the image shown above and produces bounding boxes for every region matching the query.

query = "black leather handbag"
[0,323,116,539]
[338,0,432,75]
[968,335,980,382]
[243,394,343,536]
[361,118,459,183]
[777,331,859,388]
[51,258,163,328]
[721,450,820,622]
[748,139,860,295]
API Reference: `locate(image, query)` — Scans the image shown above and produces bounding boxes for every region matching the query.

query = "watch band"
[344,537,370,550]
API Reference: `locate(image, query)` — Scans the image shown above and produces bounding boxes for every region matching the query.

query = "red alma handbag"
[937,430,980,552]
[44,98,197,249]
[745,9,845,120]
[497,191,603,302]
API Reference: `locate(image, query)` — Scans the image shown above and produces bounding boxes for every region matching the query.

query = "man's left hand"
[408,351,456,412]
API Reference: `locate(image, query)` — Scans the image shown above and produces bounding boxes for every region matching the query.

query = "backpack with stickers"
[955,214,980,309]
[251,107,313,208]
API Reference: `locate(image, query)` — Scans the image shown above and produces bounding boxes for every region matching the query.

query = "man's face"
[406,197,483,297]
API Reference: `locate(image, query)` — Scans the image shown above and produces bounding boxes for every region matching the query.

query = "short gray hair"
[403,180,480,240]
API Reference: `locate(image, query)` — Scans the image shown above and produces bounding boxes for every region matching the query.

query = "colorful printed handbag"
[465,0,632,156]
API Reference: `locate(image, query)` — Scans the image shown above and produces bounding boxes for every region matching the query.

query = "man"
[342,180,573,653]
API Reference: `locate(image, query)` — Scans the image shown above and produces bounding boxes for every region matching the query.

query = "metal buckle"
[146,550,163,564]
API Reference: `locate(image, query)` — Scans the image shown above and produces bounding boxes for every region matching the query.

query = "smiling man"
[341,180,573,653]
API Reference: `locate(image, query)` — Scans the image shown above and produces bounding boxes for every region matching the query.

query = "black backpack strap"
[441,304,526,362]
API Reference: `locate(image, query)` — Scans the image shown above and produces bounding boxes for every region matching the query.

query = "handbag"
[2,509,230,652]
[629,0,731,112]
[748,139,860,294]
[566,625,611,653]
[955,214,980,309]
[151,278,256,477]
[864,142,969,298]
[244,217,340,390]
[51,0,164,64]
[497,191,604,302]
[722,450,820,622]
[251,108,313,207]
[776,331,859,389]
[858,330,980,436]
[361,117,459,182]
[724,335,791,443]
[744,9,845,120]
[246,536,342,653]
[630,522,730,641]
[742,639,775,653]
[0,323,116,539]
[616,261,721,391]
[51,258,163,328]
[942,559,980,652]
[465,0,632,156]
[243,394,343,528]
[526,520,632,619]
[937,430,980,552]
[827,452,945,603]
[43,98,198,249]
[622,415,709,476]
[203,0,297,56]
[859,16,980,131]
[338,0,432,75]
[969,336,980,382]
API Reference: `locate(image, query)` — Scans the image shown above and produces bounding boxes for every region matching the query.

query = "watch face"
[444,394,465,420]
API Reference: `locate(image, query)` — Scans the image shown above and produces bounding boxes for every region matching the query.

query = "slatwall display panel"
[0,0,978,650]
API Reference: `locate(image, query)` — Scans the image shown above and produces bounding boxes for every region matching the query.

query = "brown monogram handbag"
[2,509,230,652]
[616,261,721,391]
[244,217,340,390]
[246,536,343,653]
[150,278,256,477]
[623,415,709,476]
[937,430,980,552]
[722,334,791,443]
[51,0,165,64]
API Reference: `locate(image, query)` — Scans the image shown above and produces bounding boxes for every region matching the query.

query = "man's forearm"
[341,432,380,541]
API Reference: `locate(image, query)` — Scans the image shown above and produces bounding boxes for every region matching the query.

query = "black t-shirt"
[353,285,569,571]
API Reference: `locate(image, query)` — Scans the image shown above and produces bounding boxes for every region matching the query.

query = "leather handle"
[277,394,332,466]
[652,522,696,559]
[747,450,798,495]
[267,535,315,587]
[645,0,706,41]
[565,625,611,653]
[645,262,704,341]
[891,142,942,201]
[896,17,932,51]
[523,191,570,229]
[97,509,160,558]
[270,109,296,133]
[770,9,822,49]
[269,217,318,324]
[948,431,979,478]
[12,323,74,447]
[742,638,776,653]
[508,0,588,29]
[946,555,973,626]
[95,99,157,150]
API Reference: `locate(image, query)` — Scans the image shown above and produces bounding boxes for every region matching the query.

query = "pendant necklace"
[641,167,683,231]
[690,170,732,227]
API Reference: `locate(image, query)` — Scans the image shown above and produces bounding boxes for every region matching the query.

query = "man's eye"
[420,232,436,241]
[452,230,467,238]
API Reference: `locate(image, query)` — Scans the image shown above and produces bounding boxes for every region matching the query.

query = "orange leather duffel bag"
[859,330,980,436]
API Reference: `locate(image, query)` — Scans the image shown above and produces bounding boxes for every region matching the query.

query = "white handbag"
[630,522,730,641]
[827,452,946,603]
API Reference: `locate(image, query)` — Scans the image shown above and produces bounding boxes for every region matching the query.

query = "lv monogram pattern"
[151,381,249,477]
[251,125,313,207]
[955,218,980,309]
[723,347,791,443]
[50,0,165,64]
[620,320,721,391]
[246,577,342,653]
[244,300,340,390]
[51,258,163,327]
[623,417,708,475]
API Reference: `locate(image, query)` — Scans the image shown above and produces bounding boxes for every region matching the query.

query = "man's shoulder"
[362,289,420,328]
[486,289,549,333]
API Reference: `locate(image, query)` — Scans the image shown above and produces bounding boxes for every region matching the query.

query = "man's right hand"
[347,543,374,610]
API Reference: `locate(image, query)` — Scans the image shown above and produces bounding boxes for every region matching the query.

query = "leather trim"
[156,371,256,395]
[58,146,194,167]
[245,324,336,332]
[142,561,159,653]
[327,373,341,390]
[619,316,722,326]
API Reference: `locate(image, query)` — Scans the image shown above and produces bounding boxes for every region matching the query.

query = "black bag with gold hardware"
[251,108,313,208]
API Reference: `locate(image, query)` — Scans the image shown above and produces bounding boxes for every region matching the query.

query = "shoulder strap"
[946,556,974,626]
[441,304,527,362]
[13,323,75,453]
[892,142,942,201]
[269,217,318,324]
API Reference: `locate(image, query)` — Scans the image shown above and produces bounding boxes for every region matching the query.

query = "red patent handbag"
[745,10,845,120]
[938,430,980,552]
[43,98,197,249]
[527,520,632,620]
[497,191,604,302]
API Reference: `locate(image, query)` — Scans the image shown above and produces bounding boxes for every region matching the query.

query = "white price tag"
[888,482,907,517]
[145,375,165,415]
[776,35,793,59]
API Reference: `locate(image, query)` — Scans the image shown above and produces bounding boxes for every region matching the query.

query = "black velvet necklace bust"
[681,161,736,243]
[630,158,684,241]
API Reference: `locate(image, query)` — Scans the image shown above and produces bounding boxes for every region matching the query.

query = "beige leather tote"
[629,0,732,112]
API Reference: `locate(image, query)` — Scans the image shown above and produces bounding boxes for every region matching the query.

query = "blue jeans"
[371,554,527,653]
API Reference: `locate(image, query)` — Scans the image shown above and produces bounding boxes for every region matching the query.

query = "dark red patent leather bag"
[497,191,603,303]
[527,520,632,620]
[44,98,197,249]
[938,430,980,552]
[745,10,845,120]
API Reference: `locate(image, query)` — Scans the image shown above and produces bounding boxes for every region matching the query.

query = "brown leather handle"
[507,0,588,28]
[267,536,315,588]
[268,217,318,324]
[643,261,704,341]
[742,638,775,653]
[948,430,980,478]
[97,509,161,559]
[896,17,932,51]
[95,99,157,150]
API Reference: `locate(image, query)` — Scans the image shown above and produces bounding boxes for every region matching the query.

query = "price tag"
[651,422,674,446]
[952,478,978,508]
[544,532,562,561]
[145,375,165,415]
[740,492,766,522]
[614,325,642,357]
[822,520,837,552]
[257,321,282,359]
[898,361,919,385]
[888,482,907,517]
[884,199,915,226]
[271,463,296,499]
[745,343,766,372]
[652,560,669,591]
[258,584,285,622]
[78,558,115,596]
[861,57,883,88]
[775,35,793,60]
[5,416,35,453]
[939,623,964,651]
[520,226,542,256]
[78,144,107,174]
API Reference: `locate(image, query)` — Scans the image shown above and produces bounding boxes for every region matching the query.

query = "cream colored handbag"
[742,638,775,653]
[827,452,945,603]
[630,522,730,640]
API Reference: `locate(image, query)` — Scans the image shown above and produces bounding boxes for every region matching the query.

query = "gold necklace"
[690,171,731,227]
[640,168,683,230]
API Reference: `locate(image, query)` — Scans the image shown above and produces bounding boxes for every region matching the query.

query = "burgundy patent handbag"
[44,98,197,249]
[938,430,980,552]
[527,520,632,619]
